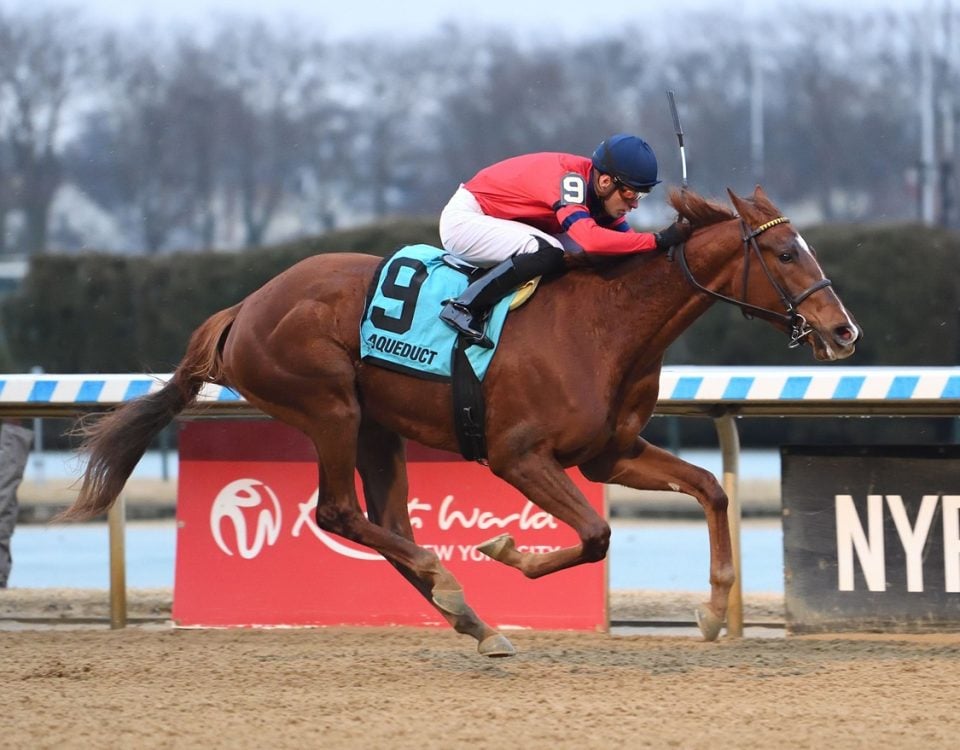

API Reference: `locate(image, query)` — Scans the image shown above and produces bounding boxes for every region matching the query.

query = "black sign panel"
[781,445,960,634]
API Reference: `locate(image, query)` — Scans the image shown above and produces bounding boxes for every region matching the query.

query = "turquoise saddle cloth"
[359,244,511,381]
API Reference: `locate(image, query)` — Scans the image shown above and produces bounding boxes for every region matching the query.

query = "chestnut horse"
[61,186,859,656]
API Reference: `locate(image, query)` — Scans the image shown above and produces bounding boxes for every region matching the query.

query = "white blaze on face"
[795,231,860,352]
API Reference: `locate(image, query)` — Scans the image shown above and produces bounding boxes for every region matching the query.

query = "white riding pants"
[439,185,563,267]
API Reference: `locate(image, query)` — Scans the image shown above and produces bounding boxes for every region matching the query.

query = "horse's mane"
[667,187,735,229]
[571,187,740,276]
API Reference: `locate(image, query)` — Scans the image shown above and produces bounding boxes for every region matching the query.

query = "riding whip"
[666,90,688,189]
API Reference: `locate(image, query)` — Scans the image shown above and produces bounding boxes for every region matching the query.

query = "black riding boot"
[439,240,566,348]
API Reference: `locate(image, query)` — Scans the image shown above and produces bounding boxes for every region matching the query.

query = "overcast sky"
[14,0,935,40]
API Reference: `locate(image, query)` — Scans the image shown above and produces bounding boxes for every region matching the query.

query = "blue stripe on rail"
[123,380,154,399]
[672,377,703,399]
[781,376,811,399]
[27,381,56,402]
[942,376,960,398]
[887,376,918,399]
[833,376,864,399]
[76,380,105,402]
[722,377,753,399]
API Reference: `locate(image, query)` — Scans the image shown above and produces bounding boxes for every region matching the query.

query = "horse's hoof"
[432,588,468,616]
[478,633,516,658]
[695,603,724,641]
[477,533,514,562]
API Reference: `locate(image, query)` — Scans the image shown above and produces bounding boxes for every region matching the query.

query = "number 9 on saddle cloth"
[360,244,537,381]
[360,244,540,461]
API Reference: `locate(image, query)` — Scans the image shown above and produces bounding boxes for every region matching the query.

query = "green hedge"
[2,219,957,374]
[2,218,440,372]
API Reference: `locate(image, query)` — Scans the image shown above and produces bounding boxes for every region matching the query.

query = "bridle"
[668,216,833,348]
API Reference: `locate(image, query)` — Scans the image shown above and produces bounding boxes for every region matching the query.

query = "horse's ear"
[752,184,770,203]
[726,188,756,221]
[750,184,782,216]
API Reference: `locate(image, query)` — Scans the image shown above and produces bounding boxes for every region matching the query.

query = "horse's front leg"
[579,437,734,641]
[478,450,610,578]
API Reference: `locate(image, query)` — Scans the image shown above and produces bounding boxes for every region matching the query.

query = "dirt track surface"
[4,618,959,749]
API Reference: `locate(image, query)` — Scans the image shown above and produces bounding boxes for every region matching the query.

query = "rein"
[668,216,832,348]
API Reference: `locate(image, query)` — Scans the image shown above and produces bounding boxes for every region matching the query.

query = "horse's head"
[671,185,860,362]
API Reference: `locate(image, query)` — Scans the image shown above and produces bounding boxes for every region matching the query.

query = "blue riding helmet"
[591,134,661,190]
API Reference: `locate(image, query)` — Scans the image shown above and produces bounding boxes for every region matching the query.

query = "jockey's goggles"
[614,178,652,202]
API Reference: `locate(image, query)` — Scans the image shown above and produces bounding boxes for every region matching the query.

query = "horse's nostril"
[836,325,858,344]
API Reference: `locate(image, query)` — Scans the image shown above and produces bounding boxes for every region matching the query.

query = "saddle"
[440,254,540,310]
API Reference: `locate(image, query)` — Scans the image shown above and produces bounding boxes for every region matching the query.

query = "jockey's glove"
[654,221,693,251]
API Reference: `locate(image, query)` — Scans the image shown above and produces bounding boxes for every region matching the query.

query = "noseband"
[668,216,832,348]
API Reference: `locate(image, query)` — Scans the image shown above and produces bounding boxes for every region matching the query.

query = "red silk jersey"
[463,152,658,255]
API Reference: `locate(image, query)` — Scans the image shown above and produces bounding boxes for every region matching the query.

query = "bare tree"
[0,8,98,254]
[434,35,573,185]
[210,19,319,248]
[0,11,10,254]
[771,9,917,221]
[102,36,197,253]
[165,37,237,250]
[430,26,666,207]
[13,3,960,253]
[296,45,356,233]
[338,34,463,220]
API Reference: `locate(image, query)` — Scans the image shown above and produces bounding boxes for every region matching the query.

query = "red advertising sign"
[173,420,607,630]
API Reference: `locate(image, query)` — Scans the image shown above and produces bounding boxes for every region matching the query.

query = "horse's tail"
[55,304,242,522]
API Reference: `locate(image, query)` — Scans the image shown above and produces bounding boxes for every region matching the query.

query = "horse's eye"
[778,252,794,264]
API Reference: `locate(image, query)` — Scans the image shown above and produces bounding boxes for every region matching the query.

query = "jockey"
[438,134,693,347]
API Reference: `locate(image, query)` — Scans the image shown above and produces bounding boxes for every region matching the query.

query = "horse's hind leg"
[477,449,611,578]
[356,419,514,657]
[579,437,734,641]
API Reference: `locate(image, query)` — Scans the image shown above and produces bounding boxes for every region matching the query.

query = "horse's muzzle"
[811,320,860,361]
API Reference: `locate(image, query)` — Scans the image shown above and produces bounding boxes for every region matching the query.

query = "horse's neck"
[573,224,741,374]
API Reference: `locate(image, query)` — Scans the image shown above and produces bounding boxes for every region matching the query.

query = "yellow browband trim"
[754,216,790,234]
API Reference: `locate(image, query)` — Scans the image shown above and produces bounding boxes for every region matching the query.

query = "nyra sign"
[782,446,960,634]
[835,493,960,594]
